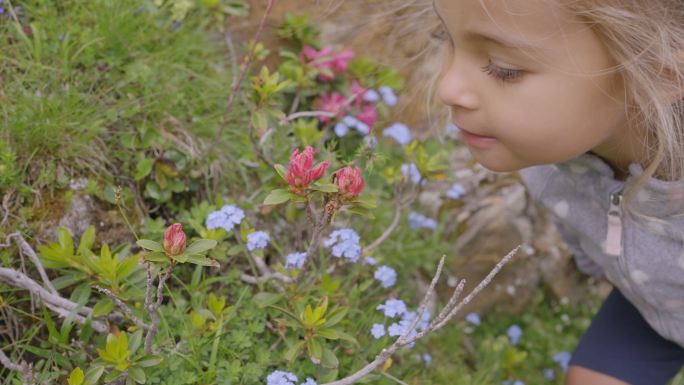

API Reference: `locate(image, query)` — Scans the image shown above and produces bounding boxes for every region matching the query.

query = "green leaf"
[117,255,141,280]
[284,340,305,362]
[185,239,217,255]
[78,226,96,254]
[335,330,359,346]
[169,252,188,263]
[84,365,105,384]
[227,244,246,256]
[350,196,377,209]
[263,189,291,205]
[134,158,155,181]
[271,305,304,327]
[128,366,146,384]
[274,164,288,181]
[252,292,283,308]
[186,254,220,267]
[92,297,114,317]
[307,338,323,364]
[128,330,143,356]
[316,328,339,340]
[136,355,163,367]
[251,110,268,130]
[323,307,348,327]
[42,303,60,344]
[136,239,163,252]
[313,297,328,321]
[67,367,84,385]
[321,347,339,369]
[144,251,168,263]
[345,206,375,219]
[57,227,74,256]
[310,183,338,193]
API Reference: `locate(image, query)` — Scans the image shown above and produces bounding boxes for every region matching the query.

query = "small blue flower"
[206,204,245,232]
[374,265,397,288]
[363,256,377,265]
[301,378,317,385]
[364,135,378,149]
[334,122,349,137]
[507,324,522,346]
[285,252,307,270]
[324,228,361,262]
[355,121,371,135]
[445,122,460,136]
[343,115,360,127]
[465,312,481,326]
[363,89,380,103]
[401,310,431,331]
[408,211,437,230]
[267,370,297,385]
[370,323,386,339]
[379,86,398,106]
[543,368,555,380]
[447,183,466,199]
[247,231,270,251]
[400,163,422,185]
[422,352,433,367]
[382,122,412,146]
[376,299,407,318]
[552,351,572,373]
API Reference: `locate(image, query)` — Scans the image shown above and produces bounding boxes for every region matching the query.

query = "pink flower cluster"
[300,45,354,82]
[286,146,330,196]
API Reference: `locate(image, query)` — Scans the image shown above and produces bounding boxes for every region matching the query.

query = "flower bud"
[286,146,330,195]
[163,223,186,256]
[335,166,365,199]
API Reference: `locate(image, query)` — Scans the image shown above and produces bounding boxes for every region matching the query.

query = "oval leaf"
[136,239,163,252]
[185,239,217,255]
[263,189,291,205]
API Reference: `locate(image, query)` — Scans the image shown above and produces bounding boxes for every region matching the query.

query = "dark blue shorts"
[569,287,684,385]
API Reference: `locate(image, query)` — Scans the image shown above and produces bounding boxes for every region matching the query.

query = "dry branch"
[321,246,520,385]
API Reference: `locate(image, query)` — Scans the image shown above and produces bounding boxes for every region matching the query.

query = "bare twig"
[0,267,109,334]
[144,263,175,354]
[208,0,277,156]
[94,286,150,331]
[1,233,57,295]
[321,246,520,385]
[0,348,32,384]
[365,183,418,253]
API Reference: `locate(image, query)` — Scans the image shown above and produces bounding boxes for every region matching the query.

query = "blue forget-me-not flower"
[374,265,397,288]
[266,370,297,385]
[206,204,245,232]
[324,228,361,262]
[376,298,407,318]
[247,231,270,251]
[383,122,412,146]
[507,324,523,346]
[285,252,307,270]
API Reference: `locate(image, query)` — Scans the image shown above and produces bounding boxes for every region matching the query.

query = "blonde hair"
[559,0,684,225]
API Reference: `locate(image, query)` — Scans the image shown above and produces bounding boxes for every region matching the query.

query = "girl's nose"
[437,56,480,111]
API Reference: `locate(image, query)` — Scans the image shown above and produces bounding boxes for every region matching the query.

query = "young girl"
[430,0,684,384]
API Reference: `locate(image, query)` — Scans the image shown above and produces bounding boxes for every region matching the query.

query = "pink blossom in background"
[356,104,378,128]
[331,48,354,73]
[317,92,350,123]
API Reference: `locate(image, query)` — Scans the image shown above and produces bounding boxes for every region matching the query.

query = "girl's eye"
[481,60,523,83]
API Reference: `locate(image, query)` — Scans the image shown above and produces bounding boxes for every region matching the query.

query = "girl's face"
[435,0,643,173]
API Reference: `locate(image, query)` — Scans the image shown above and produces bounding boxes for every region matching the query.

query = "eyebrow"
[432,0,550,52]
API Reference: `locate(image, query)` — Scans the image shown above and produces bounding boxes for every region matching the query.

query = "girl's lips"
[459,128,498,148]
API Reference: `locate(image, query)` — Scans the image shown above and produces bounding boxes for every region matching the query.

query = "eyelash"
[480,60,523,83]
[431,24,524,83]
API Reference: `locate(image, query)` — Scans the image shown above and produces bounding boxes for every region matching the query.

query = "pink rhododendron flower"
[336,166,365,199]
[300,45,354,82]
[350,80,366,107]
[317,92,350,123]
[286,146,330,195]
[356,104,378,128]
[331,48,354,73]
[163,223,186,256]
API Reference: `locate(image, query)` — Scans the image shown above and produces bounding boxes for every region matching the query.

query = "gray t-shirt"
[519,153,684,348]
